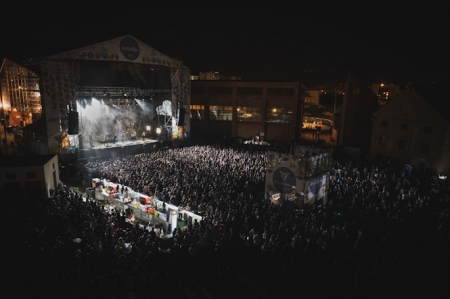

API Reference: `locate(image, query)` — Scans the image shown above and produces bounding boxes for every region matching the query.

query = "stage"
[77,138,165,161]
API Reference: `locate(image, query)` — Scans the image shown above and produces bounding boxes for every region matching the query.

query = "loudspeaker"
[79,134,83,149]
[177,108,185,126]
[68,111,79,135]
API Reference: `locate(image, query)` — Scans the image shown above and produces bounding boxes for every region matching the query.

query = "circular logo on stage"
[273,167,296,194]
[120,37,140,61]
[309,175,323,195]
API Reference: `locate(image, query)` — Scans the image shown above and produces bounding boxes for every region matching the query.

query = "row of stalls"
[90,178,202,235]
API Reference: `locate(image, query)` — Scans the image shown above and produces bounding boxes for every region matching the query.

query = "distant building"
[190,80,305,142]
[304,89,321,106]
[338,71,379,151]
[370,84,450,176]
[371,83,401,105]
[191,71,241,81]
[0,154,59,199]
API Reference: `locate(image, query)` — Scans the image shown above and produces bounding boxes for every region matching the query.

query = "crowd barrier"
[90,178,203,234]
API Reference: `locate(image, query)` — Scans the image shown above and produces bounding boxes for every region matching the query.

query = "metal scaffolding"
[0,58,41,125]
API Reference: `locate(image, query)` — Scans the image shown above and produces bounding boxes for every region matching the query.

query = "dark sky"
[2,3,449,86]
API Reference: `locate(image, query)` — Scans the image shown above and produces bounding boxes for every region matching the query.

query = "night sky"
[2,3,449,86]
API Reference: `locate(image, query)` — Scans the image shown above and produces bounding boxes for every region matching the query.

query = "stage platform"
[78,138,165,160]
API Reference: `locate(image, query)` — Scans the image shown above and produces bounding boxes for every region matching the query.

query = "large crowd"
[3,142,449,299]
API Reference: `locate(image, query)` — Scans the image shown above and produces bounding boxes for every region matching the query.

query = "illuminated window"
[265,107,292,123]
[237,106,261,122]
[209,105,232,121]
[190,105,205,120]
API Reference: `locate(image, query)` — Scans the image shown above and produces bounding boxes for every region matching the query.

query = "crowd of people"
[4,141,449,299]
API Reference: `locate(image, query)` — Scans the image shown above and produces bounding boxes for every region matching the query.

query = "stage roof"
[43,35,189,70]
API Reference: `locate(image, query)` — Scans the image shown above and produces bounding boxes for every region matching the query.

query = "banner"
[41,60,77,154]
[266,149,330,204]
[48,35,184,68]
[265,151,306,200]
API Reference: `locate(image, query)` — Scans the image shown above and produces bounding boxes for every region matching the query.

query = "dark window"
[191,86,205,95]
[398,139,406,150]
[401,123,409,130]
[208,86,233,95]
[267,88,295,96]
[236,87,263,95]
[380,135,387,146]
[382,120,388,127]
[5,173,16,180]
[423,126,432,134]
[27,172,37,179]
[420,143,429,155]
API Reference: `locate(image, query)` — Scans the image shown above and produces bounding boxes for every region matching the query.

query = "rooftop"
[0,154,56,168]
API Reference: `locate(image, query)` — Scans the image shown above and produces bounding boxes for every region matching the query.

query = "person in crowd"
[7,141,449,299]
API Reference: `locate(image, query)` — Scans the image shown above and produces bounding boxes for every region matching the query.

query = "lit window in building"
[190,105,205,120]
[237,106,262,122]
[265,107,292,123]
[209,105,232,121]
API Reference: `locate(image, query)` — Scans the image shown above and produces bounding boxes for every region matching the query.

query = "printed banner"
[41,60,77,154]
[265,151,306,199]
[265,150,330,204]
[48,35,185,68]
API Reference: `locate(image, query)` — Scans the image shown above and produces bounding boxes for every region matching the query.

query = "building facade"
[190,80,305,142]
[338,71,379,151]
[370,84,450,176]
[0,154,59,200]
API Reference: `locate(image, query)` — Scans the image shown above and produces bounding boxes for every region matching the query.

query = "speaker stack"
[177,106,185,126]
[68,111,79,135]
